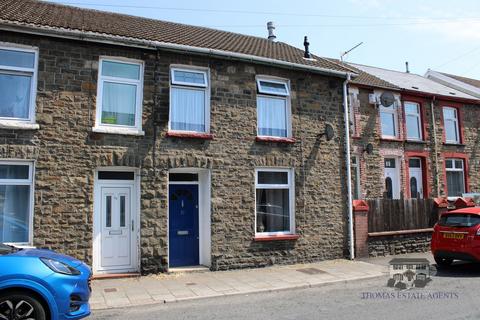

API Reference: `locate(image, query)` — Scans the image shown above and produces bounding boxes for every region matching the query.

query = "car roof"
[444,207,480,215]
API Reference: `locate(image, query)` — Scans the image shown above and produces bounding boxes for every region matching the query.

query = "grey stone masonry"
[0,31,349,273]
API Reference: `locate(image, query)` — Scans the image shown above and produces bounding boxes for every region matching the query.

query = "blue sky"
[48,0,480,78]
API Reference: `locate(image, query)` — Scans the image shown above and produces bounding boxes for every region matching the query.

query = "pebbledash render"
[0,1,356,274]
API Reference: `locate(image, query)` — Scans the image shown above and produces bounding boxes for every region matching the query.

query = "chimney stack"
[405,61,410,73]
[304,36,312,59]
[267,22,276,41]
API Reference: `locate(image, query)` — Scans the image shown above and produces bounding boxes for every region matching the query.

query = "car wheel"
[434,256,453,268]
[0,291,46,320]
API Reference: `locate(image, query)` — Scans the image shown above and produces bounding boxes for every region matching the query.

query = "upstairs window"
[443,107,460,144]
[256,77,291,138]
[445,158,465,198]
[0,45,38,123]
[96,58,144,132]
[405,102,422,141]
[380,102,398,139]
[169,67,209,133]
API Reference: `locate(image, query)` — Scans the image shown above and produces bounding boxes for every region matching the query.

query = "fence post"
[433,198,448,220]
[453,197,475,209]
[353,200,369,258]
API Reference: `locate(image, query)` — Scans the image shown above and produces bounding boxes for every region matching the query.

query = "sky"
[47,0,480,79]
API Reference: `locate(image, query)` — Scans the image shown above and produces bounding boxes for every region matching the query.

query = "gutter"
[342,73,355,260]
[0,21,355,78]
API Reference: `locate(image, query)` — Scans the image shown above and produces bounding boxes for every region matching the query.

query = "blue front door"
[169,184,199,267]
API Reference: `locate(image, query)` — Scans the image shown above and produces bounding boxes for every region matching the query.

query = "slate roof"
[438,72,480,89]
[351,63,478,100]
[326,59,400,90]
[0,0,354,75]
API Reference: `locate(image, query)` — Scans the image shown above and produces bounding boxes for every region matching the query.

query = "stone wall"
[0,31,349,273]
[368,233,432,257]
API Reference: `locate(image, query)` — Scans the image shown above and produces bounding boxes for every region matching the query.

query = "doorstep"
[168,265,210,273]
[92,272,141,280]
[90,259,386,310]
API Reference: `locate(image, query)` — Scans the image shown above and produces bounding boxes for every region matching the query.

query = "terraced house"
[343,63,480,201]
[0,0,357,275]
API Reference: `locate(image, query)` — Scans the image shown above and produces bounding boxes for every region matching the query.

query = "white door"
[409,158,424,199]
[99,187,133,271]
[384,158,400,199]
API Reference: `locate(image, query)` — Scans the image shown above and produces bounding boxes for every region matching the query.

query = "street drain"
[104,288,118,293]
[186,282,197,286]
[296,268,327,275]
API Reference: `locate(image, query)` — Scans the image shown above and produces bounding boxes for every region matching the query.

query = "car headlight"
[40,258,81,275]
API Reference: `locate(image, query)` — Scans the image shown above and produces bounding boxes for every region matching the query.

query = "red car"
[431,207,480,267]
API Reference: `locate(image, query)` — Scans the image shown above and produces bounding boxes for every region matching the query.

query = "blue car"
[0,243,91,320]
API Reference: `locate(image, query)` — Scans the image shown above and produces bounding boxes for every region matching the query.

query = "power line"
[51,1,480,21]
[435,45,480,69]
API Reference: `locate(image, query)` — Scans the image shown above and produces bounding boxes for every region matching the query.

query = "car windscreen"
[438,214,480,228]
[0,243,13,255]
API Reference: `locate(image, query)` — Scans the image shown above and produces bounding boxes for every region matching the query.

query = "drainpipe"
[430,96,440,196]
[343,73,354,260]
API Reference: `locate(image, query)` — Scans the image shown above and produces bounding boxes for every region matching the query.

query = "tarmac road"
[90,253,480,320]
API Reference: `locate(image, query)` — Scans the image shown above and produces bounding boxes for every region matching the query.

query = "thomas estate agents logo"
[387,258,431,289]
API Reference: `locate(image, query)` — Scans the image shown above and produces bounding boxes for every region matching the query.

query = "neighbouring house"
[335,62,480,257]
[425,70,480,99]
[343,63,480,201]
[0,0,357,274]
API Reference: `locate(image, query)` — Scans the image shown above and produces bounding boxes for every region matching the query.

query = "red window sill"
[351,135,362,140]
[405,140,427,144]
[166,131,214,140]
[256,136,296,144]
[254,234,300,241]
[443,142,466,147]
[380,137,403,142]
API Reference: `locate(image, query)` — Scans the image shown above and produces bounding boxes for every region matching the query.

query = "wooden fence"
[367,198,439,233]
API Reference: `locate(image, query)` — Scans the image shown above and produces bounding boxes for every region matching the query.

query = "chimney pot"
[267,22,276,41]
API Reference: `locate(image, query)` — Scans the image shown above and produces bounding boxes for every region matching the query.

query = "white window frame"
[168,65,210,134]
[351,155,361,199]
[379,103,398,139]
[0,160,35,246]
[0,43,39,129]
[404,101,422,141]
[443,106,460,144]
[93,57,144,136]
[255,168,295,236]
[256,76,292,138]
[445,158,465,199]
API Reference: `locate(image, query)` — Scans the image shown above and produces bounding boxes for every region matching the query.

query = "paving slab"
[90,259,385,310]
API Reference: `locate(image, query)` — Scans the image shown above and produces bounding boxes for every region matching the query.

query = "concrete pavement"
[90,259,386,310]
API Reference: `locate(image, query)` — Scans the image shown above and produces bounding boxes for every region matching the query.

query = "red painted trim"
[255,136,296,144]
[404,151,430,199]
[402,89,480,105]
[166,131,214,140]
[380,138,404,142]
[254,234,300,241]
[441,152,470,196]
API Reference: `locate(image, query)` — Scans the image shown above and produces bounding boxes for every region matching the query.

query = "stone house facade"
[0,0,355,274]
[343,63,480,202]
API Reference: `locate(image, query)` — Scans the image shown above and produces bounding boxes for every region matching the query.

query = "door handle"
[131,220,134,232]
[177,230,189,236]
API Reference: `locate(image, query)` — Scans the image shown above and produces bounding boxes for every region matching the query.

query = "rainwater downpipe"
[343,73,355,260]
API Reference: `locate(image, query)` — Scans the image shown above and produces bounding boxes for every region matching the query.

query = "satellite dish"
[380,91,395,107]
[325,124,335,141]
